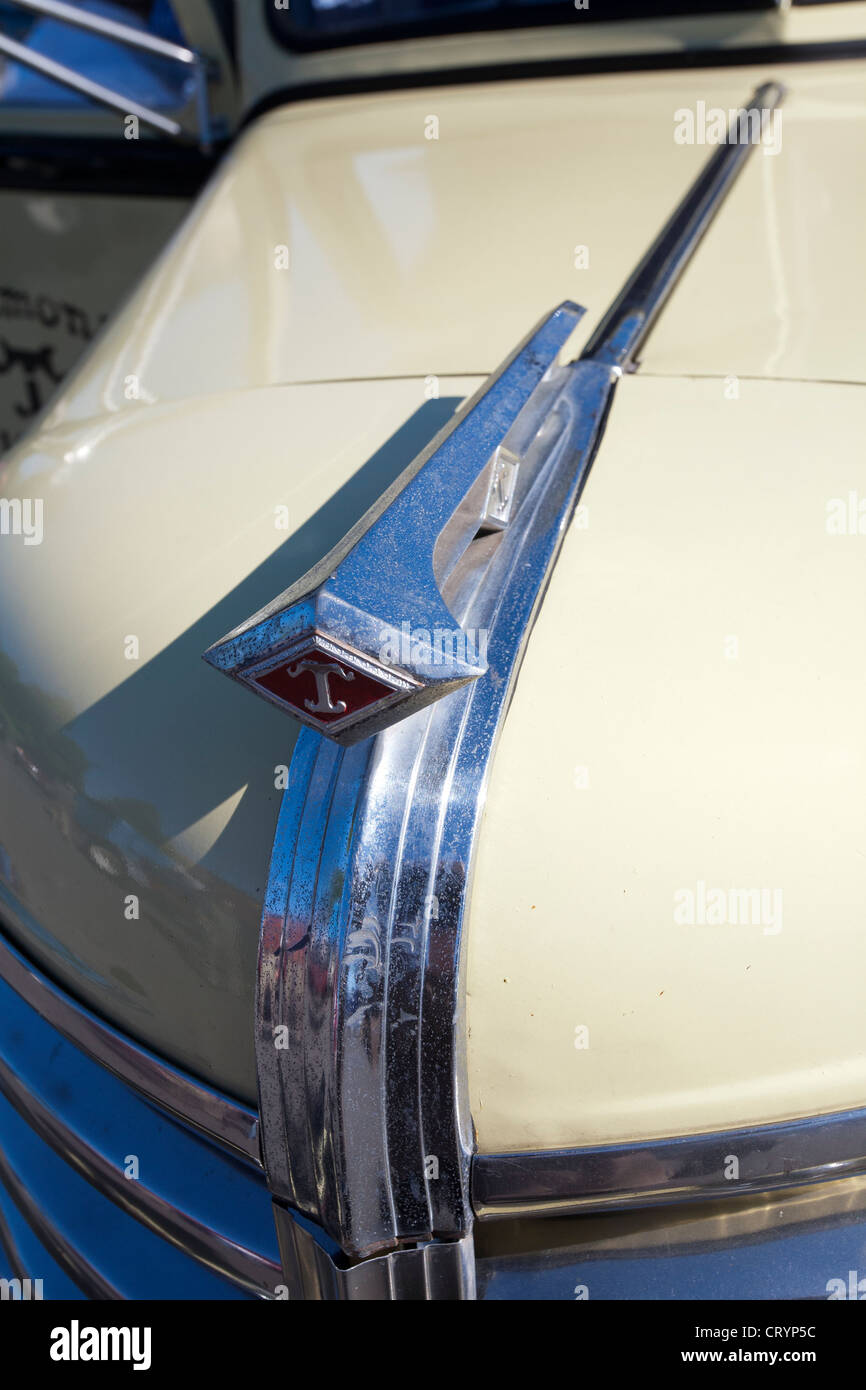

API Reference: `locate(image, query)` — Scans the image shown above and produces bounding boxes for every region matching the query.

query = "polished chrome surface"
[473,1109,866,1219]
[275,1206,476,1301]
[0,1188,25,1283]
[0,31,183,137]
[0,914,261,1166]
[10,0,203,66]
[0,1154,88,1299]
[0,1090,267,1298]
[0,942,281,1298]
[203,86,784,747]
[2,0,216,145]
[204,304,582,744]
[0,1141,121,1299]
[582,80,785,369]
[255,344,617,1263]
[0,1061,277,1296]
[475,1174,866,1300]
[252,84,793,1290]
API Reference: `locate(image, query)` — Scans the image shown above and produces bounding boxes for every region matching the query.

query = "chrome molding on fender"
[204,82,785,750]
[253,308,615,1274]
[473,1108,866,1220]
[227,85,787,1295]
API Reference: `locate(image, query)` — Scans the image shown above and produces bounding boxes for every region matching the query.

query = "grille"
[0,927,282,1300]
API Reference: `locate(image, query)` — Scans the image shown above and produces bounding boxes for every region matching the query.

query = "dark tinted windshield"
[272,0,775,52]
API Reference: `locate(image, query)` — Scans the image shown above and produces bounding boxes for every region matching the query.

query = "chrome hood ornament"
[204,83,788,1291]
[203,302,582,743]
[204,81,784,749]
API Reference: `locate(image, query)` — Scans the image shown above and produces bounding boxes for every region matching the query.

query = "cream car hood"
[37,56,866,409]
[468,372,866,1152]
[0,377,479,1102]
[0,57,863,1122]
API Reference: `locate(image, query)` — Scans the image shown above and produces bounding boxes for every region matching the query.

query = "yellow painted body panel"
[468,374,866,1149]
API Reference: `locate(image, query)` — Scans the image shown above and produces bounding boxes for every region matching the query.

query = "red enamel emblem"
[246,640,406,732]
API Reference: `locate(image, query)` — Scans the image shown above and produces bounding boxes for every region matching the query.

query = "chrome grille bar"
[0,944,281,1297]
[0,1143,122,1299]
[0,1054,279,1296]
[0,909,261,1167]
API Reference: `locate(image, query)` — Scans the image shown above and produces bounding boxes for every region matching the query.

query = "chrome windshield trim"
[472,1109,866,1220]
[8,0,201,66]
[0,31,186,139]
[0,912,261,1168]
[248,85,782,1284]
[9,0,203,67]
[1,0,219,146]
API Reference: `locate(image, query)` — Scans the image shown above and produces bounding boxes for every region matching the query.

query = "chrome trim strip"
[252,86,783,1289]
[0,1143,122,1299]
[0,916,261,1167]
[274,1207,476,1301]
[474,1173,866,1301]
[254,85,786,1280]
[204,303,584,742]
[254,318,612,1262]
[583,80,785,369]
[3,0,218,146]
[0,32,184,138]
[0,1051,279,1297]
[472,1109,866,1220]
[205,85,785,740]
[9,0,202,67]
[0,1188,26,1281]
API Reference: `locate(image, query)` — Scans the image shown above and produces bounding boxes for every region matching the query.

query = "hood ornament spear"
[204,83,784,745]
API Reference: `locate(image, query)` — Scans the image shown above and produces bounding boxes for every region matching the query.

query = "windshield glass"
[272,0,776,51]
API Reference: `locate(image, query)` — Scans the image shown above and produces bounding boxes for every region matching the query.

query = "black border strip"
[266,1,772,57]
[0,135,223,197]
[242,36,866,132]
